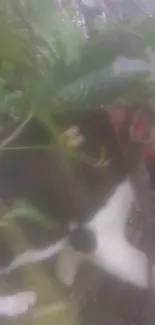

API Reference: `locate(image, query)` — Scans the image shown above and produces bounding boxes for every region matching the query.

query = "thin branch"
[0,112,33,150]
[0,144,110,168]
[33,302,68,318]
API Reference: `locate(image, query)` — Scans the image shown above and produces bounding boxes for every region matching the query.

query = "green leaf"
[0,90,28,118]
[0,14,31,66]
[132,16,155,49]
[29,0,85,64]
[3,200,56,228]
[60,57,150,107]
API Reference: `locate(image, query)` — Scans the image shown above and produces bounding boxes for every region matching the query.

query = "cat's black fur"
[0,108,129,247]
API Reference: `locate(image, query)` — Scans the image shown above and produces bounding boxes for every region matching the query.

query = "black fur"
[0,109,127,229]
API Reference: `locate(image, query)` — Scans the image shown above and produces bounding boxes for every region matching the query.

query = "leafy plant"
[0,0,154,141]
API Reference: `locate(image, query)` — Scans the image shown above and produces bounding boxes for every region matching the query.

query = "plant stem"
[0,111,33,150]
[0,145,52,151]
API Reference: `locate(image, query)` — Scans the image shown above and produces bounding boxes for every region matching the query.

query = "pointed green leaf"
[3,200,56,228]
[60,57,150,107]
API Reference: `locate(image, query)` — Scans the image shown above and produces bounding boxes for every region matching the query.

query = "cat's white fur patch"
[0,240,65,276]
[86,180,154,287]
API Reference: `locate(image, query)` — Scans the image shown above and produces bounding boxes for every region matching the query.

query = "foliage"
[0,199,57,228]
[0,0,155,139]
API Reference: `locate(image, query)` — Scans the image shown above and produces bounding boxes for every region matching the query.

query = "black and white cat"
[0,178,151,289]
[0,108,153,316]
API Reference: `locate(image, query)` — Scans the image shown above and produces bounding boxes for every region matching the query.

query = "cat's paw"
[0,291,37,317]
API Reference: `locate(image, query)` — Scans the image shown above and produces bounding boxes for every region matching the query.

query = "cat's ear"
[55,244,82,287]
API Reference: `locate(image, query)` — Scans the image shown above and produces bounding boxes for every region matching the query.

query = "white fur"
[87,180,153,287]
[0,291,37,316]
[0,240,65,275]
